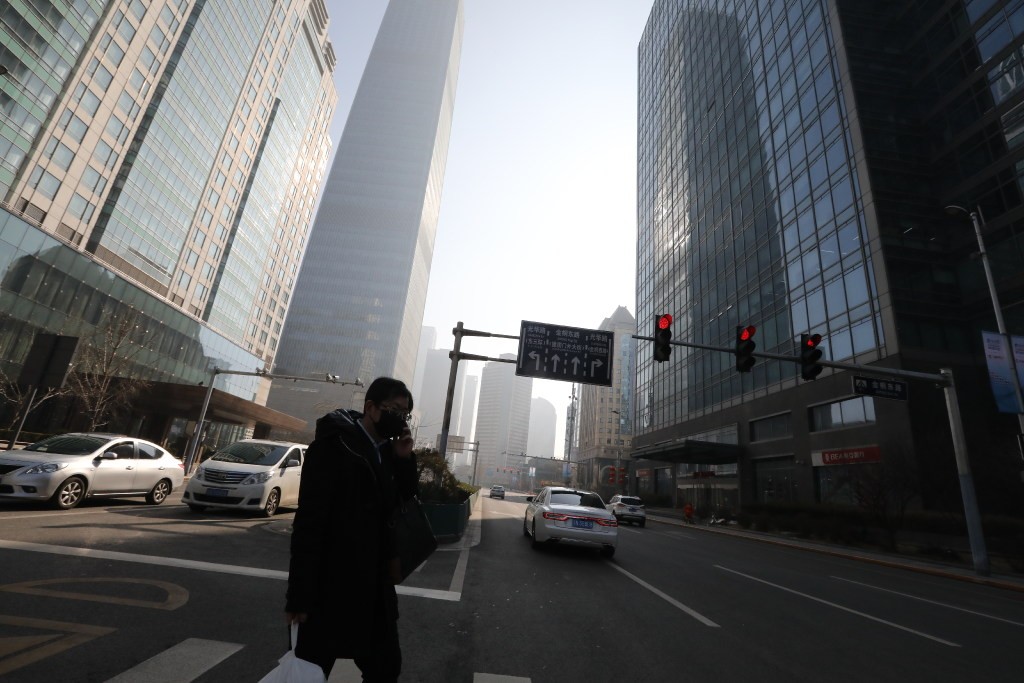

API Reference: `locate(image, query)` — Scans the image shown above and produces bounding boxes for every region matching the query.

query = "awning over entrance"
[133,381,306,433]
[631,439,742,465]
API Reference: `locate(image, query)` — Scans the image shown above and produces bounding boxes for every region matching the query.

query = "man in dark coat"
[285,377,418,681]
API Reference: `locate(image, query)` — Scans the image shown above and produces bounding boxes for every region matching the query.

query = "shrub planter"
[422,494,472,542]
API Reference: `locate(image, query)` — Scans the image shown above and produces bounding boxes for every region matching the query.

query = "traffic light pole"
[634,334,990,576]
[438,322,518,462]
[182,368,362,475]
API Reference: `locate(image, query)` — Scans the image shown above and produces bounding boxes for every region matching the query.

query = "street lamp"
[944,205,1024,449]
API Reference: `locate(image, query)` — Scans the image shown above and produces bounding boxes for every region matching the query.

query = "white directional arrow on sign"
[590,359,603,376]
[570,357,581,374]
[529,350,540,371]
[551,354,561,372]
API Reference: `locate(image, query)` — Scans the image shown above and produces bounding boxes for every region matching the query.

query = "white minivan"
[183,439,304,516]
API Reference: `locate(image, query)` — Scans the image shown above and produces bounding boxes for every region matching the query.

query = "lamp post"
[182,369,362,474]
[944,205,1024,455]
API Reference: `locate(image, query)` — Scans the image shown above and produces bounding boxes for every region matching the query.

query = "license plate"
[628,507,637,512]
[571,519,593,529]
[206,488,230,497]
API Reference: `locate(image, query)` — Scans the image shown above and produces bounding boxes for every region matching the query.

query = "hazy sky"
[322,0,656,455]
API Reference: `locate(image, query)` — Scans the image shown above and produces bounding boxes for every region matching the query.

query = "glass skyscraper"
[268,0,464,433]
[635,0,1024,515]
[0,0,336,448]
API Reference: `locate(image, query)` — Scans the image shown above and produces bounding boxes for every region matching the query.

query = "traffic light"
[735,325,757,372]
[607,467,616,484]
[654,314,673,362]
[800,333,824,380]
[618,467,626,484]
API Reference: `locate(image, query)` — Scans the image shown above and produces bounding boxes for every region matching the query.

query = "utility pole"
[182,369,361,474]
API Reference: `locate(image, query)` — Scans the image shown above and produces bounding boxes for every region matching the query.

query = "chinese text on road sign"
[516,321,613,386]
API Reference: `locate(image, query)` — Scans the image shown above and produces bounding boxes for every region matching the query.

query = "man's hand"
[393,426,414,458]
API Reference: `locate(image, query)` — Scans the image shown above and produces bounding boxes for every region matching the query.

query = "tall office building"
[412,325,438,403]
[0,0,337,446]
[578,306,635,493]
[458,374,478,444]
[474,353,531,487]
[268,0,464,430]
[634,0,1024,514]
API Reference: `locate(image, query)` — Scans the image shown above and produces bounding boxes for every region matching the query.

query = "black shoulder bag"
[392,495,438,581]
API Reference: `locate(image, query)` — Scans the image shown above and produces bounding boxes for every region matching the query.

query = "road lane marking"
[606,563,719,627]
[716,565,960,646]
[0,540,460,601]
[104,638,243,682]
[831,576,1024,627]
[474,674,531,682]
[0,615,115,676]
[0,577,188,610]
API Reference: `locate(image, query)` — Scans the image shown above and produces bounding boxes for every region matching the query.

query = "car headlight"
[241,471,273,486]
[194,466,205,481]
[23,462,69,475]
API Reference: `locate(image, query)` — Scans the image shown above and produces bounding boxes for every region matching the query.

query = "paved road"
[1,492,1022,682]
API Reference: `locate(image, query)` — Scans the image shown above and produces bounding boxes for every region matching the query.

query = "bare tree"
[66,311,152,431]
[852,443,920,550]
[0,368,67,437]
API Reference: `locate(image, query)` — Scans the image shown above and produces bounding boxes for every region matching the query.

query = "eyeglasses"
[379,404,412,422]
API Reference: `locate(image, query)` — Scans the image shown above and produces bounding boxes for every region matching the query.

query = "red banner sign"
[812,445,881,467]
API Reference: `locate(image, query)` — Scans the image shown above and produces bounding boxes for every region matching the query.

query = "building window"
[750,413,792,442]
[809,396,875,432]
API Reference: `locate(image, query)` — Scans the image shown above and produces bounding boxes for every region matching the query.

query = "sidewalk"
[645,507,1024,593]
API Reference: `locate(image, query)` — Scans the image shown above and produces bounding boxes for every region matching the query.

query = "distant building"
[412,326,438,404]
[475,353,532,488]
[577,307,635,497]
[528,397,556,459]
[0,0,337,450]
[268,0,464,436]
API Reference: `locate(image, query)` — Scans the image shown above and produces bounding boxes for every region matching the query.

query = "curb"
[647,514,1024,593]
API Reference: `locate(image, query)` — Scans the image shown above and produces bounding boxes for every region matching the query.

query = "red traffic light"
[739,325,756,341]
[804,333,822,348]
[658,314,673,330]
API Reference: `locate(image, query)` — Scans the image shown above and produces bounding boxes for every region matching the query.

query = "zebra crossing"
[100,637,532,682]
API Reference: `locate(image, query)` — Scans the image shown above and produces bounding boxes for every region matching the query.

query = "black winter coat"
[285,408,418,659]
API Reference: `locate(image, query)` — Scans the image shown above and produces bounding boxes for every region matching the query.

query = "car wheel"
[50,476,86,510]
[146,479,172,505]
[639,519,646,528]
[522,514,530,537]
[530,520,541,549]
[263,488,281,517]
[187,503,206,513]
[601,545,616,558]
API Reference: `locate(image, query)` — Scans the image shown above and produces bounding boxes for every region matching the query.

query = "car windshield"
[24,434,111,455]
[492,486,503,490]
[621,497,643,506]
[210,442,289,466]
[550,491,605,508]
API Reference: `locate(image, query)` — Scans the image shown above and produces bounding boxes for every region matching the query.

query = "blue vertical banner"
[983,331,1023,413]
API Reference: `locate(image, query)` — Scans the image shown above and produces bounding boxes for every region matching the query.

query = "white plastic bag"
[257,624,326,683]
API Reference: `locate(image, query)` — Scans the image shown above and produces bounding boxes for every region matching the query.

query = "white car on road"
[0,433,184,509]
[523,486,618,557]
[183,439,304,517]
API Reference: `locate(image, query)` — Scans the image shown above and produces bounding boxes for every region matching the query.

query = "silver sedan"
[0,433,184,509]
[523,486,618,557]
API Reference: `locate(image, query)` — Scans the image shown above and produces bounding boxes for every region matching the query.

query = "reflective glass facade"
[635,0,1024,513]
[0,0,338,441]
[269,0,463,428]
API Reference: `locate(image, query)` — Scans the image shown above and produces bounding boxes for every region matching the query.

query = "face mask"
[374,410,406,439]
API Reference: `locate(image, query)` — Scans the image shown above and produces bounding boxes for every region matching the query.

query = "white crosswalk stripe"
[104,638,244,682]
